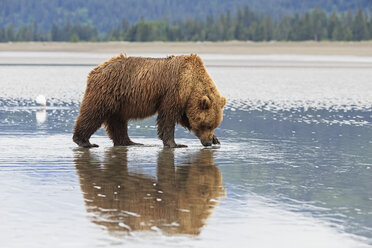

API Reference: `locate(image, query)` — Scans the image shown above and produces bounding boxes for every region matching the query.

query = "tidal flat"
[0,46,372,247]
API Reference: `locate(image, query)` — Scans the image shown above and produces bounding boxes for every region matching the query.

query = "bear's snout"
[198,132,214,147]
[201,140,212,146]
[200,137,213,147]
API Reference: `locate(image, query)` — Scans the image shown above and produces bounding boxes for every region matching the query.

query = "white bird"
[36,95,46,109]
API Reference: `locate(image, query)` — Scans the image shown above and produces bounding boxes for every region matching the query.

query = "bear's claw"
[165,143,188,148]
[81,143,99,148]
[175,144,188,148]
[114,141,143,146]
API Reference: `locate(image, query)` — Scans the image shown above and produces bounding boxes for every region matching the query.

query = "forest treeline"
[2,0,371,32]
[1,7,372,42]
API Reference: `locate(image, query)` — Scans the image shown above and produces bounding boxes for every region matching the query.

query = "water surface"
[0,53,371,247]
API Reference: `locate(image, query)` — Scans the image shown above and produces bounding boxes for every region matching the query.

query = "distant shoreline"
[1,41,372,56]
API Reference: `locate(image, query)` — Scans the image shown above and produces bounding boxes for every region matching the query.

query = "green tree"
[332,23,345,40]
[344,28,353,41]
[352,9,368,40]
[328,12,339,40]
[312,8,328,41]
[262,14,273,41]
[6,24,15,41]
[70,33,79,42]
[275,15,291,40]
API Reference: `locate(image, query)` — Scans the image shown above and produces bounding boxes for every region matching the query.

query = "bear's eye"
[200,124,212,130]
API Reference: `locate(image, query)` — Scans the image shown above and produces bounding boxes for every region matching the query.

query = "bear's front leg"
[157,119,187,148]
[161,125,187,148]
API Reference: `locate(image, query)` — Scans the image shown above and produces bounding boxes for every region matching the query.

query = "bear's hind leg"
[104,114,142,146]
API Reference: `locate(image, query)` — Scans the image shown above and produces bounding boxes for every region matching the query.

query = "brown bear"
[73,54,226,148]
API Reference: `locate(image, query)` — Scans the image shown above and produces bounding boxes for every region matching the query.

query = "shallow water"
[0,53,372,247]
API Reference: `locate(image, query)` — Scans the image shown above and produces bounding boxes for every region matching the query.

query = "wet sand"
[1,42,372,68]
[1,41,372,56]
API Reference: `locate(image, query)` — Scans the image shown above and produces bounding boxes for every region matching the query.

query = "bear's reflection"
[74,148,224,235]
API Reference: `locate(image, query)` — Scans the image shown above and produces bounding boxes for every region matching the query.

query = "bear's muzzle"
[200,138,213,147]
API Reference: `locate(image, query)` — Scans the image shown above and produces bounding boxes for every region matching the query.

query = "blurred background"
[0,0,371,42]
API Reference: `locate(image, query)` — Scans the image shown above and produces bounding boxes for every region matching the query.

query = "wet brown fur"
[73,54,226,148]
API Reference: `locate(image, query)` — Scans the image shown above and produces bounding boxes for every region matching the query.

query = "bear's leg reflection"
[74,147,225,235]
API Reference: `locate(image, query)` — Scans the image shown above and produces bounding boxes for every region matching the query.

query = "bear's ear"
[200,95,211,110]
[220,96,226,108]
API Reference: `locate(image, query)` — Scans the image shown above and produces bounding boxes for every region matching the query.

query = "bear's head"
[186,95,226,146]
